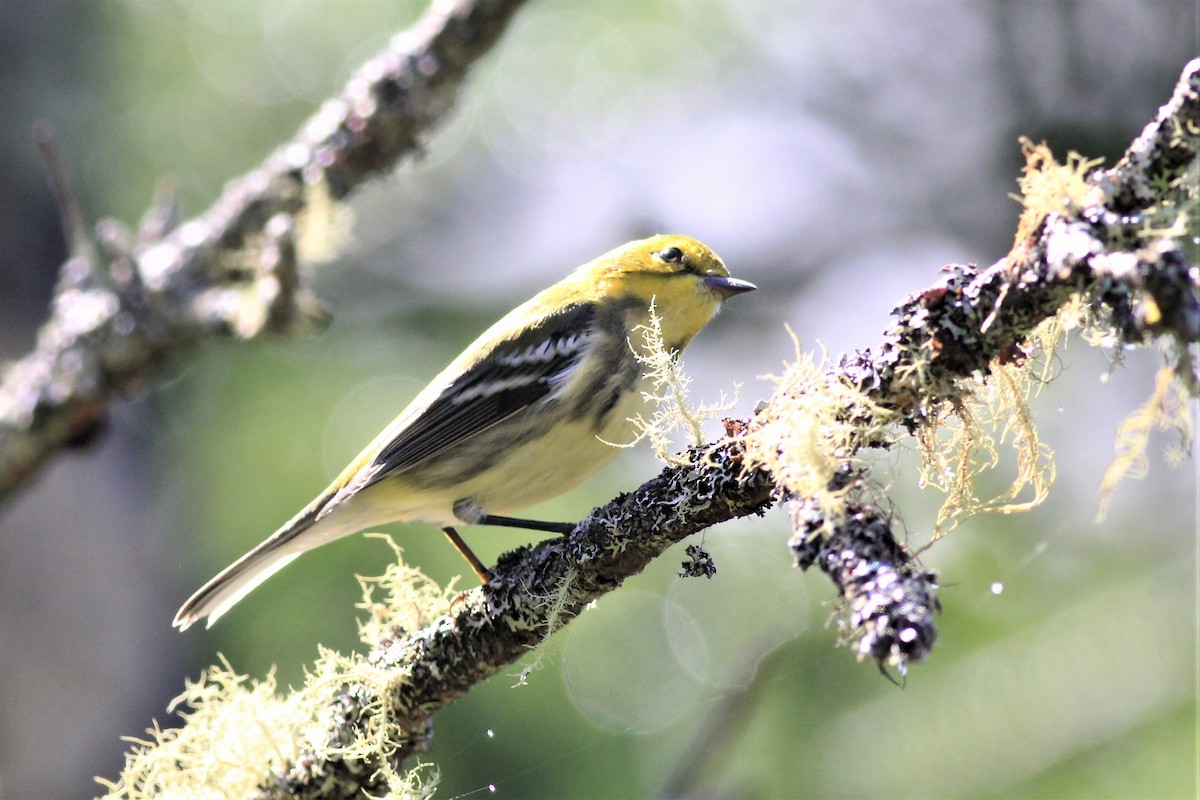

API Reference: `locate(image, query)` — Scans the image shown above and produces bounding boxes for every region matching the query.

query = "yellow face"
[586,234,755,350]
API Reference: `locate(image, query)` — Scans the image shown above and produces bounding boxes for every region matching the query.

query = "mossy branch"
[105,58,1198,800]
[0,0,529,502]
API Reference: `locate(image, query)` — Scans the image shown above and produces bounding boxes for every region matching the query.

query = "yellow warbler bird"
[174,235,754,630]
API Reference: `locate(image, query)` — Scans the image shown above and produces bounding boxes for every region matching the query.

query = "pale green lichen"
[355,534,460,647]
[97,657,320,800]
[912,302,1068,538]
[99,540,447,800]
[744,333,898,525]
[512,567,577,687]
[296,179,355,265]
[1098,361,1195,518]
[1010,138,1104,256]
[611,300,738,463]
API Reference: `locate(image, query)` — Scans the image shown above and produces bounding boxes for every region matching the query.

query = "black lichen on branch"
[789,468,940,675]
[679,544,718,578]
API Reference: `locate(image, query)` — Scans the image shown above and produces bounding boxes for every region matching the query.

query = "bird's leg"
[475,514,576,534]
[451,500,577,535]
[441,527,493,582]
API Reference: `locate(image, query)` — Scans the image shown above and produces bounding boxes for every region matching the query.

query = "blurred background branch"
[0,0,527,502]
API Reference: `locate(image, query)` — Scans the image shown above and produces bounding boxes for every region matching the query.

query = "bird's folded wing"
[364,301,598,482]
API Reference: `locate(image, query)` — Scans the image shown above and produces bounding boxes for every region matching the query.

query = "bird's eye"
[656,246,684,264]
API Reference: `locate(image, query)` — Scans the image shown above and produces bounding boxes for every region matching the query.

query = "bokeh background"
[1,1,1196,798]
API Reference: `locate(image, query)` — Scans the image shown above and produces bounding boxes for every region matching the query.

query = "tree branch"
[264,435,776,798]
[0,0,529,501]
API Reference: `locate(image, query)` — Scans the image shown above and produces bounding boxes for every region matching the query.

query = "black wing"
[366,301,597,480]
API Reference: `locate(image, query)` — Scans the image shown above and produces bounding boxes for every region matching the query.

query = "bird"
[173,234,755,630]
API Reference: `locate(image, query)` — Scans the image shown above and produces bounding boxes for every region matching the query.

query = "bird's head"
[582,234,756,350]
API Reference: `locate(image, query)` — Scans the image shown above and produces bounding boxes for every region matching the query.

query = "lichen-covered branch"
[99,435,774,799]
[749,57,1198,672]
[1097,57,1200,217]
[824,59,1200,426]
[841,101,1198,424]
[261,435,775,798]
[0,0,528,501]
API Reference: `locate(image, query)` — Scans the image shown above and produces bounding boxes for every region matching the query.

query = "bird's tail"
[173,503,350,631]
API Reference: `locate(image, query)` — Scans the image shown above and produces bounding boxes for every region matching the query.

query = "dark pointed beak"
[705,275,757,300]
